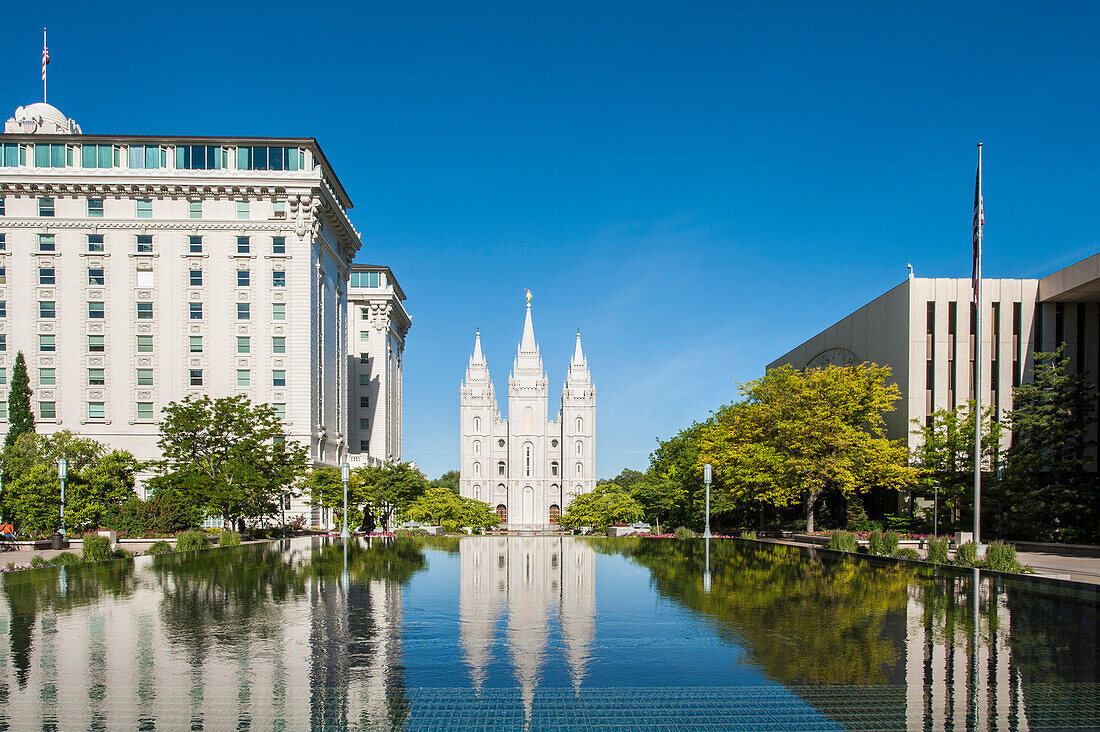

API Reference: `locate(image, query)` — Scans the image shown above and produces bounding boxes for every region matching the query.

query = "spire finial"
[525,289,532,308]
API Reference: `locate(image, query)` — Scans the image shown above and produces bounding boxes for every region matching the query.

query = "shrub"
[176,530,208,552]
[146,540,173,555]
[897,548,921,560]
[441,520,460,534]
[983,541,1023,573]
[883,531,901,556]
[828,530,856,552]
[111,548,133,559]
[82,535,112,562]
[50,552,81,566]
[867,529,886,555]
[739,530,757,540]
[218,530,242,547]
[954,541,979,567]
[29,555,50,568]
[673,527,695,540]
[926,536,949,564]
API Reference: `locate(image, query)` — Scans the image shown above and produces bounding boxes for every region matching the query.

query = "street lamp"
[340,463,351,539]
[57,458,68,537]
[703,463,712,539]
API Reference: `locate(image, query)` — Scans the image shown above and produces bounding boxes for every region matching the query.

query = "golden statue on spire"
[525,289,532,305]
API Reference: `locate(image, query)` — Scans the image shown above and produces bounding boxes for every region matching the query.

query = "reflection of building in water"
[459,537,596,716]
[903,577,1029,732]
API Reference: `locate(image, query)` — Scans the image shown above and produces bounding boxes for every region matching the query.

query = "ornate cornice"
[0,218,296,232]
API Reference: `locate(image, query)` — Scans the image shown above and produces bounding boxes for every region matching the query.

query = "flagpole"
[973,142,983,548]
[42,28,47,104]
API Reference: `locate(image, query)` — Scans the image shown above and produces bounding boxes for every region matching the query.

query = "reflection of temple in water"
[459,536,595,714]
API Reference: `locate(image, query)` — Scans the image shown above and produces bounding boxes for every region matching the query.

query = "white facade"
[459,301,596,530]
[0,102,367,524]
[347,264,410,465]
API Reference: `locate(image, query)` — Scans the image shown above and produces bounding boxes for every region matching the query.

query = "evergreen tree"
[999,347,1098,542]
[4,351,34,451]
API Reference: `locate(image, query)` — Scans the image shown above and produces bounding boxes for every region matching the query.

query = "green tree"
[307,466,363,531]
[152,395,309,530]
[430,470,461,494]
[4,351,34,453]
[999,348,1098,542]
[699,364,915,533]
[598,468,645,490]
[910,401,1003,531]
[558,483,645,530]
[404,485,500,528]
[355,462,428,531]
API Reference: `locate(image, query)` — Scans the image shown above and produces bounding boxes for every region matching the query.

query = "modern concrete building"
[459,298,596,530]
[770,253,1100,479]
[347,264,410,467]
[0,101,408,526]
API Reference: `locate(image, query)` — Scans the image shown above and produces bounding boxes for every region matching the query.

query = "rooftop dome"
[4,103,81,134]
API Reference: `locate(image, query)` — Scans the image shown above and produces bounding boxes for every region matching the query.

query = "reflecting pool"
[0,536,1097,730]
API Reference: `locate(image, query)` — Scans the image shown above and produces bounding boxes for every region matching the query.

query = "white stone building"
[459,298,595,530]
[347,264,410,465]
[0,101,388,526]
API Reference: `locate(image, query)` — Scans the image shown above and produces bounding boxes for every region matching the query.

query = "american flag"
[972,154,983,303]
[42,40,49,82]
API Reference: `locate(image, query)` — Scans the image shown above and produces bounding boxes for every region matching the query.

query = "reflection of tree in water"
[593,538,913,684]
[307,537,427,732]
[2,561,137,688]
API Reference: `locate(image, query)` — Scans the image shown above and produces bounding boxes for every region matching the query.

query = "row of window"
[470,461,585,477]
[22,196,286,220]
[350,271,382,288]
[470,416,585,432]
[15,367,288,388]
[12,232,288,255]
[0,142,304,172]
[7,401,288,422]
[9,300,289,321]
[0,333,289,354]
[8,266,286,288]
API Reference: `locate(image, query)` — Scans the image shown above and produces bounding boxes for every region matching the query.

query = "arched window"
[474,485,481,500]
[524,406,533,432]
[473,440,481,456]
[473,416,481,432]
[498,439,505,448]
[497,483,506,493]
[551,461,558,477]
[549,504,560,524]
[496,504,508,523]
[473,462,481,477]
[524,442,533,477]
[497,461,506,476]
[551,483,559,493]
[575,440,583,456]
[576,417,583,432]
[575,463,583,477]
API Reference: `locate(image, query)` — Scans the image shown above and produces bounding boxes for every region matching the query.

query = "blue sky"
[5,2,1098,478]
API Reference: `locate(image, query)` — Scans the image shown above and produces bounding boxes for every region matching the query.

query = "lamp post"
[933,482,939,538]
[57,458,68,537]
[340,463,351,539]
[703,463,712,539]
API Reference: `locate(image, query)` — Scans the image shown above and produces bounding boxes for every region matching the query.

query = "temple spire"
[472,328,484,364]
[519,291,537,354]
[572,329,585,365]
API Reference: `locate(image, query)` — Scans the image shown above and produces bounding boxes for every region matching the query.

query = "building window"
[473,440,481,455]
[272,270,286,287]
[0,334,5,352]
[359,373,370,386]
[82,144,118,169]
[39,197,55,216]
[272,303,286,320]
[272,236,286,254]
[549,505,560,524]
[237,370,251,387]
[237,303,250,320]
[88,301,105,319]
[88,402,106,420]
[176,145,225,170]
[189,336,203,353]
[39,402,56,419]
[136,402,154,420]
[136,302,153,319]
[272,336,286,354]
[136,199,153,218]
[551,461,558,477]
[237,270,250,287]
[272,370,286,387]
[39,301,56,319]
[136,235,153,253]
[190,369,203,386]
[88,268,105,285]
[236,146,302,171]
[1,142,24,167]
[360,330,369,342]
[38,234,55,251]
[496,504,508,523]
[189,235,202,253]
[237,236,250,254]
[576,417,583,432]
[188,200,202,219]
[272,403,286,420]
[0,234,5,251]
[88,368,106,386]
[473,416,481,432]
[360,396,369,408]
[576,463,583,477]
[360,353,369,365]
[237,336,250,354]
[0,402,6,419]
[87,234,104,252]
[87,198,104,217]
[128,145,166,169]
[360,418,369,430]
[350,271,381,288]
[136,335,153,352]
[88,335,105,352]
[360,440,369,451]
[35,144,71,168]
[39,335,56,352]
[273,201,286,219]
[0,301,5,318]
[39,368,56,385]
[39,267,55,285]
[474,462,481,477]
[236,201,249,219]
[0,367,4,385]
[525,443,532,477]
[498,461,505,476]
[135,368,153,386]
[189,269,203,287]
[575,440,583,456]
